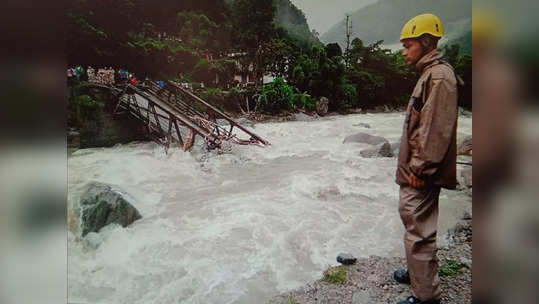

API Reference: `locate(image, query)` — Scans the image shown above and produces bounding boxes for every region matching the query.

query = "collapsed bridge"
[81,80,269,152]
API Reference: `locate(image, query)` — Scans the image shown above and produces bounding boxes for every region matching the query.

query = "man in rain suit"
[394,13,458,304]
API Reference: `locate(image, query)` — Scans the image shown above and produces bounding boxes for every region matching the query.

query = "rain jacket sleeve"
[408,74,458,179]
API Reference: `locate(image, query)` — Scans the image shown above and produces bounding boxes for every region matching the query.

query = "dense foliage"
[67,0,231,78]
[346,39,415,109]
[68,0,472,114]
[257,77,315,114]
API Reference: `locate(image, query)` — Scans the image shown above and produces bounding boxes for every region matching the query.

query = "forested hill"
[321,0,471,48]
[273,0,320,47]
[225,0,320,47]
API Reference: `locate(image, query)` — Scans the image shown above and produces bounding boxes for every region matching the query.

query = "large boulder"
[360,142,394,158]
[457,135,472,155]
[316,97,329,116]
[343,132,388,146]
[80,182,142,236]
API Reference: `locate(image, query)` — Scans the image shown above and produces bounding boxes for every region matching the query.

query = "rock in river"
[337,253,357,265]
[360,142,394,158]
[80,182,142,236]
[343,132,388,146]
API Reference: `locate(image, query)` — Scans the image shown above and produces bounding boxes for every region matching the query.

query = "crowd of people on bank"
[67,66,140,86]
[87,67,116,85]
[67,66,209,92]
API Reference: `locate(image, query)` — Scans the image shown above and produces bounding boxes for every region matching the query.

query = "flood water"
[68,112,472,304]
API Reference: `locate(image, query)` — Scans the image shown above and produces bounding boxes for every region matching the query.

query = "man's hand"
[410,173,425,188]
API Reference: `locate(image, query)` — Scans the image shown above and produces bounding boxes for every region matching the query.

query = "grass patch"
[286,295,297,304]
[439,259,463,277]
[323,266,347,285]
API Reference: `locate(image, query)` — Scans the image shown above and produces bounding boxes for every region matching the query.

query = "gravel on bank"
[268,218,472,304]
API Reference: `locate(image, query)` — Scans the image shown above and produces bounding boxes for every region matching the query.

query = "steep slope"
[321,0,471,48]
[274,0,320,46]
[226,0,320,46]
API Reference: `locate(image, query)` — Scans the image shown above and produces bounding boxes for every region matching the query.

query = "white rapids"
[68,112,472,304]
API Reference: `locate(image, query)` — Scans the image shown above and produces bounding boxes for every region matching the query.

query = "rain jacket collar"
[415,49,443,72]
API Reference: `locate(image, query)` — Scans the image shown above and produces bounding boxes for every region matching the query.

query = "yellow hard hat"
[400,13,444,41]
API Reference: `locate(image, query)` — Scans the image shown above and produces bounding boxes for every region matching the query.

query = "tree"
[288,45,354,111]
[67,0,232,78]
[261,38,295,78]
[258,77,295,113]
[230,0,276,86]
[345,38,415,109]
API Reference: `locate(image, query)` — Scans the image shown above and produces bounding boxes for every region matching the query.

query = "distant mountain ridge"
[321,0,471,48]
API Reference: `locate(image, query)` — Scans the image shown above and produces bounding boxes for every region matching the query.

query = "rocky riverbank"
[268,218,472,304]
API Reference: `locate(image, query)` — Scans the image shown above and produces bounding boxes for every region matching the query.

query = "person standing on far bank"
[393,13,458,304]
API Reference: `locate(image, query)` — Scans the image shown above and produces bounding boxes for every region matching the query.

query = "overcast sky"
[290,0,378,34]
